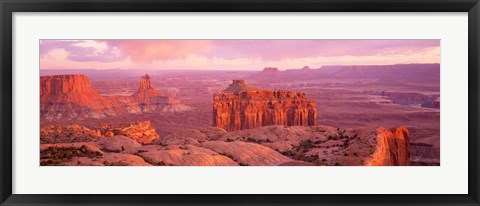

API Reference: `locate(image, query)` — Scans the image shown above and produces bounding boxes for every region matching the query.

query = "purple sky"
[40,40,440,70]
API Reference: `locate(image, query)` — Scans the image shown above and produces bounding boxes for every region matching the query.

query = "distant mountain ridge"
[248,63,440,83]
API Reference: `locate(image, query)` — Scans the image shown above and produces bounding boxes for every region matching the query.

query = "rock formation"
[213,80,317,131]
[260,67,280,74]
[127,74,191,113]
[40,121,160,144]
[40,75,118,120]
[215,125,410,166]
[132,74,162,101]
[95,121,160,144]
[40,74,190,120]
[365,127,410,166]
[301,66,312,70]
[40,123,410,166]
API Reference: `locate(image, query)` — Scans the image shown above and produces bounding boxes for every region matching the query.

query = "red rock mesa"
[213,80,317,131]
[40,75,118,120]
[40,74,190,120]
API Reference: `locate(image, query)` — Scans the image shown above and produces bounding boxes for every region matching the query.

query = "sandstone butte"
[213,80,317,131]
[40,74,190,120]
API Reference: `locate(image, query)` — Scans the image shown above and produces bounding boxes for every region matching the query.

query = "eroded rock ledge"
[40,123,409,166]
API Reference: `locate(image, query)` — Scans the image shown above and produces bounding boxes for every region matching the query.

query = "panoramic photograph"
[39,40,440,166]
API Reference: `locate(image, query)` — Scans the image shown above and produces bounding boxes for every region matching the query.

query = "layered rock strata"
[213,80,317,131]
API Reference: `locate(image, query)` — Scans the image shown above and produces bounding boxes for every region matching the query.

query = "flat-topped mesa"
[213,80,317,131]
[301,66,313,71]
[132,74,162,101]
[40,74,117,120]
[40,74,104,104]
[259,67,280,75]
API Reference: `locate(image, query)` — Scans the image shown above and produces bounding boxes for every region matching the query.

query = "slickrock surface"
[97,135,143,153]
[40,74,190,120]
[213,80,317,131]
[136,145,239,166]
[40,124,410,166]
[201,141,293,166]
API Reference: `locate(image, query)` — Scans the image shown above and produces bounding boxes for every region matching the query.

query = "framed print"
[1,0,479,205]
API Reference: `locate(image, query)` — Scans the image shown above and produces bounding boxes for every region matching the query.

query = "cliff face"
[40,74,190,121]
[40,75,118,120]
[40,74,109,107]
[365,127,410,166]
[213,80,317,131]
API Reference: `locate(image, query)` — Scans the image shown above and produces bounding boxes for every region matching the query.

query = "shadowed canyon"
[40,63,440,166]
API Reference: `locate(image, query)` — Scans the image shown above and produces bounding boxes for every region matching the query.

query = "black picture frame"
[1,0,479,205]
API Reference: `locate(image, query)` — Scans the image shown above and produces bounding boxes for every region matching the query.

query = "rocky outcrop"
[40,142,152,166]
[214,125,410,166]
[213,80,317,131]
[41,121,160,144]
[40,124,103,144]
[40,74,190,120]
[96,121,160,144]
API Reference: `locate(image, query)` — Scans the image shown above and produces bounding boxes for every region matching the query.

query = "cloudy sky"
[40,40,440,70]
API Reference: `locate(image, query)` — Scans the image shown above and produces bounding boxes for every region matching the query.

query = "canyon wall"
[365,127,410,166]
[213,80,317,131]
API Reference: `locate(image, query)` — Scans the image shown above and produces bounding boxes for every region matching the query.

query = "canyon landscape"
[40,40,440,166]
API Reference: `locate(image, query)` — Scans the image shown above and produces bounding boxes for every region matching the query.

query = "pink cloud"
[103,40,212,63]
[40,40,125,62]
